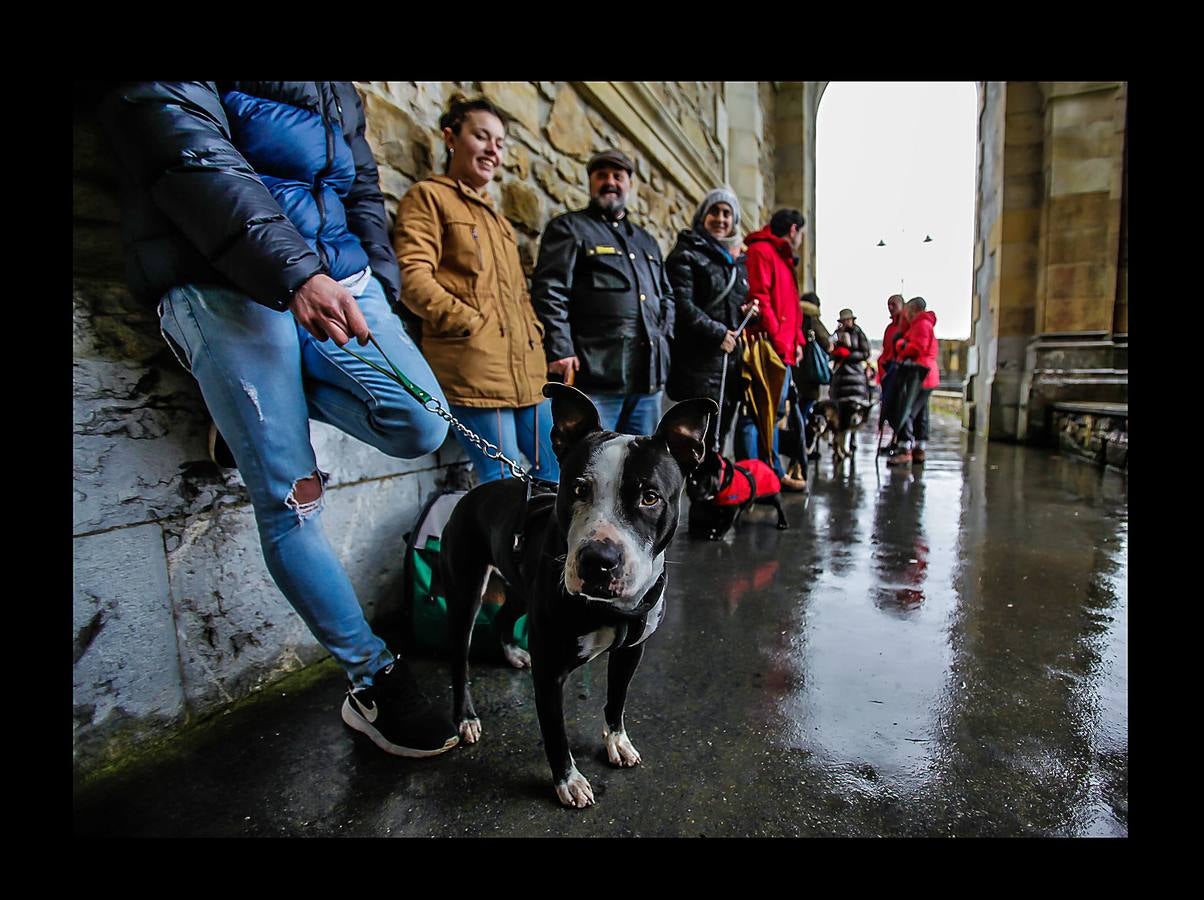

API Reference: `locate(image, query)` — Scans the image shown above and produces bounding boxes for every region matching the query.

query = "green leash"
[340,334,535,484]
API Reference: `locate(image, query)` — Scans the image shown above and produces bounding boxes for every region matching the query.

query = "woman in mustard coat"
[393,94,556,483]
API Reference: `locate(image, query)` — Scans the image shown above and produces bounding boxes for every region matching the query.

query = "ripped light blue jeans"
[158,278,449,688]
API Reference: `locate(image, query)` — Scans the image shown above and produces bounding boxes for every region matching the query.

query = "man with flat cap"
[531,148,675,435]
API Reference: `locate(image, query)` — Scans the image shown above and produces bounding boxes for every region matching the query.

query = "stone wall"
[357,81,729,272]
[72,81,733,780]
[1053,405,1128,471]
[1034,83,1127,335]
[966,81,1127,445]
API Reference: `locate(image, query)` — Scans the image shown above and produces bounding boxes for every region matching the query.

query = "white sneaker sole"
[341,698,460,758]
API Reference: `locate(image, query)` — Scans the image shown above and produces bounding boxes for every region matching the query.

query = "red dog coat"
[713,458,782,506]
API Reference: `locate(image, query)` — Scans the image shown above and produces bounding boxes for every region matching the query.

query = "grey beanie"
[692,186,742,239]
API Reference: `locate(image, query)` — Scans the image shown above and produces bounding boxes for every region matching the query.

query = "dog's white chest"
[575,586,666,662]
[628,588,666,647]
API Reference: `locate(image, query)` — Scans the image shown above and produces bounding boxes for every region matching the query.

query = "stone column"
[725,82,766,233]
[1018,82,1128,443]
[771,81,824,293]
[967,81,1043,440]
[773,82,807,287]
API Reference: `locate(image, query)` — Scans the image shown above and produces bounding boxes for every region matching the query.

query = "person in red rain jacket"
[887,296,940,466]
[733,209,807,490]
[877,294,906,452]
[744,210,807,366]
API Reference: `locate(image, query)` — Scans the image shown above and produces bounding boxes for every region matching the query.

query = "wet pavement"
[74,413,1128,837]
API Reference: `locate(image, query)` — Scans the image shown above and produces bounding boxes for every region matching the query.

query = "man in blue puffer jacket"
[99,82,460,758]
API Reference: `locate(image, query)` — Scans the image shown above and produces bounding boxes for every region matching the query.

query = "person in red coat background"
[887,296,940,466]
[877,294,907,453]
[733,209,808,490]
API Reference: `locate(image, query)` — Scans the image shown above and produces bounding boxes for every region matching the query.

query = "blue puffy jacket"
[99,81,400,311]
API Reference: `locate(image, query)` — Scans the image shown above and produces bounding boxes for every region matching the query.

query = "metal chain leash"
[341,335,533,484]
[422,399,532,483]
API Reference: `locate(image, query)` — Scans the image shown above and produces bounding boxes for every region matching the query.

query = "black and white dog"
[440,384,716,808]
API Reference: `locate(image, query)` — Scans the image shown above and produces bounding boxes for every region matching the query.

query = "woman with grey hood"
[665,187,760,452]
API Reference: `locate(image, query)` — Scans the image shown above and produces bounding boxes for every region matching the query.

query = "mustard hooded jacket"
[393,176,547,408]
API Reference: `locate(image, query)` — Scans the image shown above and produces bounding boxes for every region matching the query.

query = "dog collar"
[576,570,667,621]
[618,570,667,620]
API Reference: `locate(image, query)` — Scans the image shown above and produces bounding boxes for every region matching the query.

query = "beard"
[594,189,627,214]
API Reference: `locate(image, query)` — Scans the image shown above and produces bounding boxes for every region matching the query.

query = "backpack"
[401,489,529,660]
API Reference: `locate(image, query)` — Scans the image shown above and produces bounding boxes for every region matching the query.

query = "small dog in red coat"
[686,449,789,540]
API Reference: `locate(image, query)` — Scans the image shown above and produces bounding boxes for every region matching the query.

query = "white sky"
[816,82,978,341]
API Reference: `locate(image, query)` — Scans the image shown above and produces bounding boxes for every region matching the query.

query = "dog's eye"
[572,480,590,499]
[640,489,661,507]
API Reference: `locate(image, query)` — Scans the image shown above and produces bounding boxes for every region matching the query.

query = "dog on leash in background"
[438,384,716,808]
[686,449,788,539]
[809,398,872,463]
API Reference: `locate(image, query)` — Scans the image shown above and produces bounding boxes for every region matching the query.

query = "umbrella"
[740,334,788,462]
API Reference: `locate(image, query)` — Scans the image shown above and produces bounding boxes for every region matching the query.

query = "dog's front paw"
[501,643,531,669]
[458,717,481,743]
[603,726,642,767]
[555,766,595,808]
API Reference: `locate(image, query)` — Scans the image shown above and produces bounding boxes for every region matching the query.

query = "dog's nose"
[578,542,623,583]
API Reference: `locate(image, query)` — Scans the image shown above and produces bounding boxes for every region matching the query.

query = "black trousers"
[897,389,932,444]
[878,364,897,428]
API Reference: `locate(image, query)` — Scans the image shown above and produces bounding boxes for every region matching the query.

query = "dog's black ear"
[543,382,603,460]
[653,397,719,473]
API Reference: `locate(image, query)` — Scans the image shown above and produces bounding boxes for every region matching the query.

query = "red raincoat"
[878,314,906,384]
[896,310,940,390]
[743,227,805,365]
[713,458,782,506]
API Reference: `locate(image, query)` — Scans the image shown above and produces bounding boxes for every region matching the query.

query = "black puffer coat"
[829,323,871,404]
[98,81,399,311]
[664,229,749,403]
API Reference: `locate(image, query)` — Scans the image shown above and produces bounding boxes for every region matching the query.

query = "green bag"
[402,490,529,659]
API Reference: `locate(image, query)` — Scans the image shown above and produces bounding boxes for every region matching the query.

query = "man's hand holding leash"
[290,273,372,347]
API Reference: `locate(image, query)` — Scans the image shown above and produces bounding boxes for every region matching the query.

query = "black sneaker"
[341,656,459,758]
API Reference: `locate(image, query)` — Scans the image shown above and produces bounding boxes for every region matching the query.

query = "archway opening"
[816,82,978,385]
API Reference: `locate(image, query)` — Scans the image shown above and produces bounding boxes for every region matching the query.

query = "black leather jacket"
[97,81,400,311]
[531,203,675,394]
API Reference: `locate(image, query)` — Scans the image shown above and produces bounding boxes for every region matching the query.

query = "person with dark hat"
[530,148,676,436]
[829,307,872,441]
